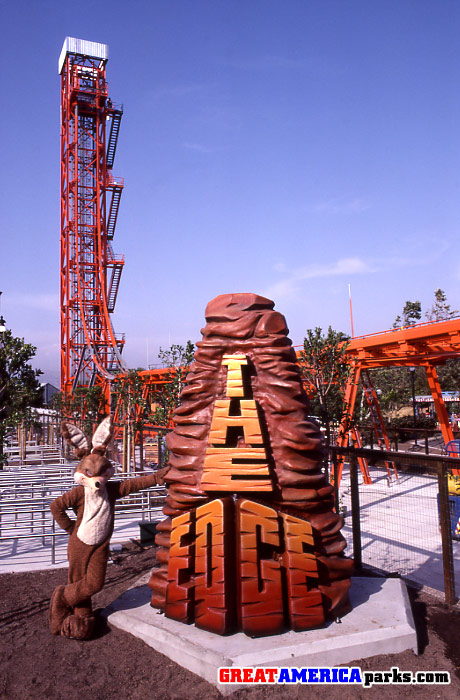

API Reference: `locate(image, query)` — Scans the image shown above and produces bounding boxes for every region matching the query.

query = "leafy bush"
[357,415,438,444]
[387,415,437,442]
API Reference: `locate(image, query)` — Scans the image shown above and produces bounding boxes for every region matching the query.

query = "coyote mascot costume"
[49,416,168,640]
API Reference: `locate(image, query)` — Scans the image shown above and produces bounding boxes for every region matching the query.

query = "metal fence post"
[51,517,56,566]
[332,451,339,513]
[349,451,362,572]
[438,461,456,605]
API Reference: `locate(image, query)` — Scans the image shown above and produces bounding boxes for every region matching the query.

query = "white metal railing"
[0,463,167,565]
[4,443,64,467]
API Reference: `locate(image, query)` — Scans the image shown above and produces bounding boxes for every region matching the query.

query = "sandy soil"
[1,542,459,700]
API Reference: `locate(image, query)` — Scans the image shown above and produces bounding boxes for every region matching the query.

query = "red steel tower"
[59,37,126,394]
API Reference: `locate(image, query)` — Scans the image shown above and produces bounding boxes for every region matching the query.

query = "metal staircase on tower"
[106,106,123,169]
[107,243,124,313]
[106,175,123,240]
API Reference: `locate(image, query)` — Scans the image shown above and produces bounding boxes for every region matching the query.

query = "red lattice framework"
[59,38,126,395]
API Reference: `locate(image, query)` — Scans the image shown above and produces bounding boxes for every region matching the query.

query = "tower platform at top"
[58,37,108,74]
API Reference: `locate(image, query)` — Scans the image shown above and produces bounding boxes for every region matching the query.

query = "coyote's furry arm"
[110,467,170,500]
[50,487,83,533]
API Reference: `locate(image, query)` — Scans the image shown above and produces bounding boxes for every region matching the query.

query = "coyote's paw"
[61,614,95,640]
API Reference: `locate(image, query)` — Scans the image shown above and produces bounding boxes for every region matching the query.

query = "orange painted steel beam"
[425,364,454,448]
[346,318,460,368]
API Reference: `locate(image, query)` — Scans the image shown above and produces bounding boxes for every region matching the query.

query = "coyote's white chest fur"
[77,488,112,545]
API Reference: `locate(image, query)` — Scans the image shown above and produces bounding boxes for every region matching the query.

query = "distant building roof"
[40,382,59,406]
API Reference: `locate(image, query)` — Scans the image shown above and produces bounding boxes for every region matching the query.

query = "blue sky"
[1,0,459,385]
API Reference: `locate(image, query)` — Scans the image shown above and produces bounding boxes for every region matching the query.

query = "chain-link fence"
[330,446,459,604]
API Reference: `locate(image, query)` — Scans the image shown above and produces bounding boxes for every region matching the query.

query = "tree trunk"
[122,424,128,474]
[20,423,26,463]
[139,427,144,471]
[131,427,136,472]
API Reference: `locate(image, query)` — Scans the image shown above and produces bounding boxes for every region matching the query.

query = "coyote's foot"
[61,614,95,640]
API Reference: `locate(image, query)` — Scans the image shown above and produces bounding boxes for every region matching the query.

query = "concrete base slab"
[103,576,417,694]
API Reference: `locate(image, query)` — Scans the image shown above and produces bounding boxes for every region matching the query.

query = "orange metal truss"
[334,317,460,482]
[108,319,460,468]
[59,38,126,395]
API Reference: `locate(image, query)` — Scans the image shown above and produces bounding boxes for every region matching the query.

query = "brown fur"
[49,416,169,639]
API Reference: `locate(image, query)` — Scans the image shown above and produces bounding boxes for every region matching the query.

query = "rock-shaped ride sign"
[148,293,352,636]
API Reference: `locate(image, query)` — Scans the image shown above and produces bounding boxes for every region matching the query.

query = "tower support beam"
[59,37,126,395]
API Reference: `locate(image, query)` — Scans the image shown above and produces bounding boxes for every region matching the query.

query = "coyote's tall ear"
[91,416,112,455]
[61,422,90,459]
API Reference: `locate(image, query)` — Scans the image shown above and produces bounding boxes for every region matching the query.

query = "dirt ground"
[1,542,460,700]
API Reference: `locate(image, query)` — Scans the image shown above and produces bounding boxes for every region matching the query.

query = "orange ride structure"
[334,317,460,483]
[57,41,460,471]
[110,318,460,473]
[59,38,126,395]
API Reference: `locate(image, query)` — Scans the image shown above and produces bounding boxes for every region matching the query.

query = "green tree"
[361,366,428,420]
[298,327,351,445]
[425,288,458,322]
[437,360,460,393]
[151,342,195,464]
[51,386,105,436]
[423,289,460,393]
[112,369,148,470]
[393,300,422,328]
[0,329,43,466]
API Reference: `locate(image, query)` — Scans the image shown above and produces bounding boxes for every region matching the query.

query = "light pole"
[410,366,418,446]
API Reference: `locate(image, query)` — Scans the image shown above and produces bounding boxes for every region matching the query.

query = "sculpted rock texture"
[148,293,352,635]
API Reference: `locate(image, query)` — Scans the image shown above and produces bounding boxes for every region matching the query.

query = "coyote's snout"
[73,452,116,492]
